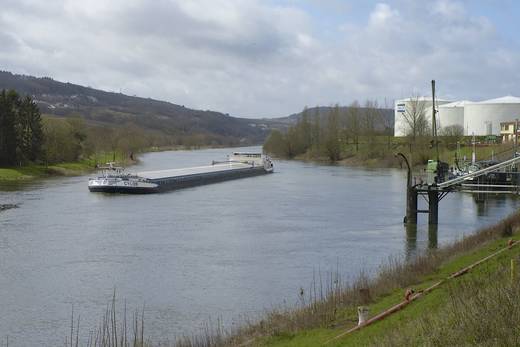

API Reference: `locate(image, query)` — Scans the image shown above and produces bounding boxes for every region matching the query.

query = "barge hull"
[88,186,158,194]
[152,166,269,192]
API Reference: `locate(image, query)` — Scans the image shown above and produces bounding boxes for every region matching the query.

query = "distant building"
[394,95,520,137]
[500,121,520,142]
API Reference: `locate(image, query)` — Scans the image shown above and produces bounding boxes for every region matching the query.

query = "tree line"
[0,90,44,165]
[0,89,224,168]
[263,101,392,161]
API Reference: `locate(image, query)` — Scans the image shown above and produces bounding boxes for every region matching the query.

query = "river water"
[1,146,518,345]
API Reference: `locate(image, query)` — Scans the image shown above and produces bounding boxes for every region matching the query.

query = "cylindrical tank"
[464,96,520,136]
[436,101,466,132]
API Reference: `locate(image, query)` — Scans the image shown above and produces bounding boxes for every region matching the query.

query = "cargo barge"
[88,152,274,194]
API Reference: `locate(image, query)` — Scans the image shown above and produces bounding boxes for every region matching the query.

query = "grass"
[0,162,93,181]
[0,152,136,182]
[369,246,520,346]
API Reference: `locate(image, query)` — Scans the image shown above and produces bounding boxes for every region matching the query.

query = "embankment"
[243,213,520,347]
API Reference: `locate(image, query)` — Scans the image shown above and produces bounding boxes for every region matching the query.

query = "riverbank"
[0,153,140,183]
[274,142,511,170]
[180,212,520,347]
[0,162,93,181]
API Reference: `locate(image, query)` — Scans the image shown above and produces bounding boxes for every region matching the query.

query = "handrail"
[438,156,520,189]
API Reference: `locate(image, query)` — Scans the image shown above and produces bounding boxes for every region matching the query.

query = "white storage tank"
[436,100,468,133]
[464,96,520,136]
[394,97,452,136]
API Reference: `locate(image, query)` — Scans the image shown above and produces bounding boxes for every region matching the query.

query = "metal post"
[472,133,476,165]
[405,223,418,260]
[396,153,417,224]
[407,186,418,224]
[431,80,439,163]
[513,118,518,152]
[428,188,439,225]
[428,224,438,249]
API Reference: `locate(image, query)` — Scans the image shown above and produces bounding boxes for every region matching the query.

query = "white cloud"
[369,3,399,27]
[0,0,519,117]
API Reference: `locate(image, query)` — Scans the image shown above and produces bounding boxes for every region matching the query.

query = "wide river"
[1,146,519,345]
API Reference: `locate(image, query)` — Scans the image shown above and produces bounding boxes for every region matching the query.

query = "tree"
[0,90,19,165]
[363,99,379,143]
[0,90,44,166]
[298,107,312,152]
[440,124,464,148]
[347,101,361,152]
[440,124,464,138]
[17,96,44,162]
[311,107,321,151]
[262,129,287,158]
[324,105,341,161]
[66,117,88,160]
[401,95,430,141]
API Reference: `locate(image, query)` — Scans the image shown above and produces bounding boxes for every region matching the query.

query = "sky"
[1,0,520,118]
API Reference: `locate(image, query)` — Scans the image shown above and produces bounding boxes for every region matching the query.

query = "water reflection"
[473,193,510,216]
[405,223,417,260]
[428,224,438,250]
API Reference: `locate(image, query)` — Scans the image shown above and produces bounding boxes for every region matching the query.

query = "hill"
[0,71,279,146]
[0,71,393,148]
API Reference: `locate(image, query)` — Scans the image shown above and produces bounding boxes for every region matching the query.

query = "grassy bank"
[0,152,136,182]
[0,163,91,181]
[245,215,520,347]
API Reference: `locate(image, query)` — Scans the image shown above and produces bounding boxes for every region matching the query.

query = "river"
[0,146,518,345]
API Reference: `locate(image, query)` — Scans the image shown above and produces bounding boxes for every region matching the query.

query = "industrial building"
[394,95,520,137]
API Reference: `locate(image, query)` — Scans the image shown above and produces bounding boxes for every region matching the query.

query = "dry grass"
[373,264,520,346]
[64,292,147,347]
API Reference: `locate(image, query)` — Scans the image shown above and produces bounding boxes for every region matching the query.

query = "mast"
[431,80,439,162]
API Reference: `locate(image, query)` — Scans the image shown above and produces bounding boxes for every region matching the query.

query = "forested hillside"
[0,71,278,147]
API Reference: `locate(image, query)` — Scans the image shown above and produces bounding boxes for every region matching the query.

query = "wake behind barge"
[88,152,274,194]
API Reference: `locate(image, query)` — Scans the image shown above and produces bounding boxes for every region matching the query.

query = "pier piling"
[428,189,439,225]
[406,186,418,224]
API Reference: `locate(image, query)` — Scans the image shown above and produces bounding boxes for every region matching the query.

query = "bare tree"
[440,124,464,138]
[325,105,341,161]
[380,98,394,149]
[363,99,380,144]
[347,101,361,152]
[401,95,430,142]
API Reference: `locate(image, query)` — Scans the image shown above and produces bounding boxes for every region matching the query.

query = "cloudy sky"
[1,0,520,118]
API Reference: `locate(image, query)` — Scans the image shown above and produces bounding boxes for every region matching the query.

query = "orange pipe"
[324,239,518,344]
